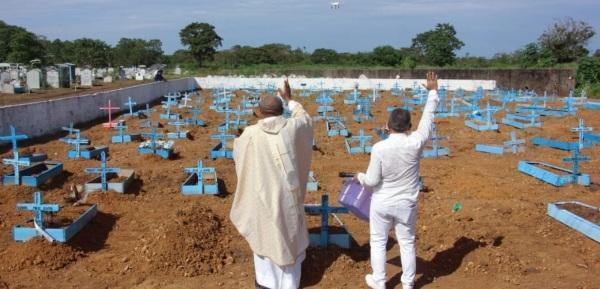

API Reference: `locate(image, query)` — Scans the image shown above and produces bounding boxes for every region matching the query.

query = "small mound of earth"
[142,204,234,277]
[1,238,84,271]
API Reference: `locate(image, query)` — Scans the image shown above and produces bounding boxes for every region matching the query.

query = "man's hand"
[277,79,292,101]
[425,71,438,91]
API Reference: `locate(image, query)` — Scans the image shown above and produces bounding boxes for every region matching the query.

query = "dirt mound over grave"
[139,203,235,277]
[1,238,84,271]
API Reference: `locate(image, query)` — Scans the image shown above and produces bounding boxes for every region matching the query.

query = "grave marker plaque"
[80,69,93,87]
[26,69,42,90]
[46,68,60,89]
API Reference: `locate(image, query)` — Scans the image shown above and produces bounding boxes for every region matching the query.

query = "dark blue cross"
[123,97,137,117]
[1,126,30,185]
[16,191,59,233]
[570,118,593,149]
[504,131,526,154]
[142,127,166,153]
[84,152,120,192]
[304,194,348,247]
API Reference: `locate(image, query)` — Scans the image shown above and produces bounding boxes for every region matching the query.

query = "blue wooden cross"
[422,123,450,158]
[123,97,137,117]
[114,123,128,142]
[135,103,155,117]
[59,123,90,158]
[178,93,192,108]
[1,126,30,185]
[167,121,188,139]
[345,88,360,104]
[15,191,60,241]
[345,129,373,154]
[353,98,373,122]
[504,131,526,154]
[84,152,120,192]
[185,108,205,126]
[570,118,593,149]
[210,131,235,160]
[141,127,166,153]
[217,102,236,132]
[563,145,590,182]
[391,82,402,96]
[304,194,350,248]
[182,160,218,195]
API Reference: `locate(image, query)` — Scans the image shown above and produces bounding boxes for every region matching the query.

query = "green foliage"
[179,22,223,66]
[411,23,465,66]
[0,21,46,63]
[70,38,112,66]
[515,43,557,68]
[538,17,595,63]
[576,57,600,98]
[310,48,339,64]
[45,39,74,64]
[112,38,164,66]
[371,46,402,66]
[7,30,46,63]
[576,56,600,84]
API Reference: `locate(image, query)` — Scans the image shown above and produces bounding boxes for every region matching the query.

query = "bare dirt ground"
[0,88,598,289]
[0,80,153,106]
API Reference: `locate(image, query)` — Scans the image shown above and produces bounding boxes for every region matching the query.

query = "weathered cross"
[1,126,30,185]
[100,100,120,128]
[84,152,120,192]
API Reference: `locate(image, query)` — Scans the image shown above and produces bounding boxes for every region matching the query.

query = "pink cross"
[100,100,120,128]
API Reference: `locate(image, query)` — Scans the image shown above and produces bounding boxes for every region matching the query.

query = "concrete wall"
[195,76,496,91]
[0,78,198,139]
[257,69,576,96]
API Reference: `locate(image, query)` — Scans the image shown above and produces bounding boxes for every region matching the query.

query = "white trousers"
[369,197,417,288]
[254,252,305,289]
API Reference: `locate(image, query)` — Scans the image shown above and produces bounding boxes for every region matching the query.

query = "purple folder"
[339,179,372,220]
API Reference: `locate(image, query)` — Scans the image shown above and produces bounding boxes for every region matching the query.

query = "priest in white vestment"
[231,79,313,289]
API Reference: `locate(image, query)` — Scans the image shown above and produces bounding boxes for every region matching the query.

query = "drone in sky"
[331,0,341,9]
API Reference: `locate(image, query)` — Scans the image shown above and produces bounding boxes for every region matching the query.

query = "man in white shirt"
[231,80,314,289]
[356,72,440,289]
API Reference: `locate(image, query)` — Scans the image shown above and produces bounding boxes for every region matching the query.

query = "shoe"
[402,283,413,289]
[365,274,385,289]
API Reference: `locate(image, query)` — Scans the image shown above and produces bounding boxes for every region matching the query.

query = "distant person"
[230,79,313,289]
[356,72,440,289]
[154,69,167,82]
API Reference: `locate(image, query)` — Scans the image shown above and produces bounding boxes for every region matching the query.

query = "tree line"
[0,20,164,67]
[0,17,597,70]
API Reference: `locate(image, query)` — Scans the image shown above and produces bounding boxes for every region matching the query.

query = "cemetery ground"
[0,89,599,289]
[0,80,152,106]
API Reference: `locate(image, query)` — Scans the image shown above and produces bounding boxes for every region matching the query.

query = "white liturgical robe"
[230,100,313,267]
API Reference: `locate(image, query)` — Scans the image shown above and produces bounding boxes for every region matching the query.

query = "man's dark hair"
[388,108,412,133]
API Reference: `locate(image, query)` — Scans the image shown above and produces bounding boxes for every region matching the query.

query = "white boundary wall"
[0,78,198,138]
[195,76,496,91]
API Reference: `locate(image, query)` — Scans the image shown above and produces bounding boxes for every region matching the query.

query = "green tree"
[411,23,465,66]
[7,30,46,63]
[538,17,595,63]
[371,45,402,66]
[113,38,164,66]
[310,48,339,64]
[168,49,197,69]
[516,43,557,68]
[0,21,45,63]
[71,38,112,66]
[179,22,223,66]
[258,43,294,64]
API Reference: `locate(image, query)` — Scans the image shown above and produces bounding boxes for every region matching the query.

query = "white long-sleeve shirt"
[357,90,440,204]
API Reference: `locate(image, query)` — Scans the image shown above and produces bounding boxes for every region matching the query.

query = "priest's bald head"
[259,94,284,118]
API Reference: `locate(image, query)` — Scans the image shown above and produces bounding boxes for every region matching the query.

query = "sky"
[2,0,599,57]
